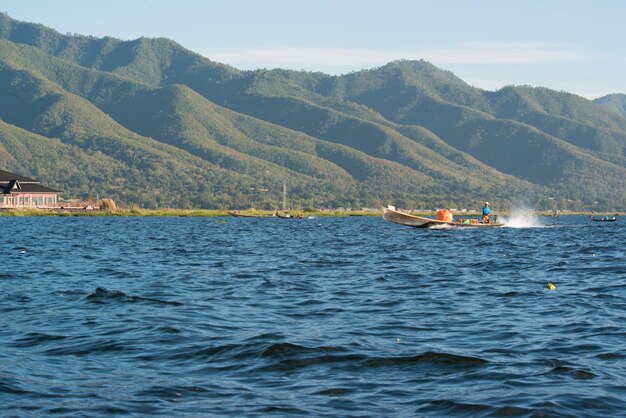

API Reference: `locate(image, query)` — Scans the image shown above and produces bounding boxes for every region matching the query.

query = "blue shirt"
[482,206,491,216]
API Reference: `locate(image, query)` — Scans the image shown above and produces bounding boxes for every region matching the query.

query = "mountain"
[595,94,626,118]
[1,14,625,210]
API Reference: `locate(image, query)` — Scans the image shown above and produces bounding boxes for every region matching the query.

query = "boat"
[591,216,617,222]
[228,185,314,219]
[382,205,504,228]
[227,211,276,218]
[277,211,315,219]
[276,212,303,219]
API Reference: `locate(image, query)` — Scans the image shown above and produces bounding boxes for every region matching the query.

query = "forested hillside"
[1,14,625,210]
[596,93,626,118]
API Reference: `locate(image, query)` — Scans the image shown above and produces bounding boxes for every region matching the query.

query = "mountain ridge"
[1,14,625,210]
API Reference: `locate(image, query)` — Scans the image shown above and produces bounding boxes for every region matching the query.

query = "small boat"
[591,216,617,222]
[227,211,276,218]
[276,212,306,219]
[382,205,504,228]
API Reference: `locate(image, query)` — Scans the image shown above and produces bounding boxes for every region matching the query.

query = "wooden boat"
[227,211,276,218]
[382,205,504,228]
[591,216,617,222]
[276,212,305,219]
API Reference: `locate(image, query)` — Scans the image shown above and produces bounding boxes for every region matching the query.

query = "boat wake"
[502,207,544,228]
[428,224,454,230]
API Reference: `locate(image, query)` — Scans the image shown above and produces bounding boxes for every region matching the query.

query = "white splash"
[503,207,544,228]
[428,224,454,230]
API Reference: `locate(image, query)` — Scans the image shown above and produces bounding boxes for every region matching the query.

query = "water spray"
[503,206,544,228]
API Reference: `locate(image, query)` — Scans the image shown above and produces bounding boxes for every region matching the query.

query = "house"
[0,169,60,209]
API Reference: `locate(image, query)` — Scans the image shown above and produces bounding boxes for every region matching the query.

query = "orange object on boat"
[436,209,453,222]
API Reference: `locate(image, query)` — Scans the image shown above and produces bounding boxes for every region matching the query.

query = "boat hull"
[276,213,303,219]
[382,206,504,228]
[227,211,275,218]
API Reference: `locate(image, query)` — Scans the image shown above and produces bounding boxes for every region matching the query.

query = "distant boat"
[591,216,617,222]
[227,211,276,218]
[382,205,504,228]
[276,212,306,219]
[274,183,311,218]
[229,184,312,219]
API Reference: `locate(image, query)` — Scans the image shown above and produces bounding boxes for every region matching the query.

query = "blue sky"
[3,0,625,98]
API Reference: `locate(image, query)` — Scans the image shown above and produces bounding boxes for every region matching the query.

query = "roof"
[0,169,61,194]
[6,179,20,191]
[3,183,61,194]
[0,169,38,182]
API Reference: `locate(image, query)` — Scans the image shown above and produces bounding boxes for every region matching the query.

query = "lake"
[1,214,625,416]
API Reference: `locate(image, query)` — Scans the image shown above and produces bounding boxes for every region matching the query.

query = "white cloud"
[459,76,610,100]
[203,43,583,73]
[423,43,582,64]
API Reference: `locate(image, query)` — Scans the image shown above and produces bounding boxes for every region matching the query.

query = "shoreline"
[0,208,621,217]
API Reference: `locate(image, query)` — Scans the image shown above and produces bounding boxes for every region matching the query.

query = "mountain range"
[1,13,625,210]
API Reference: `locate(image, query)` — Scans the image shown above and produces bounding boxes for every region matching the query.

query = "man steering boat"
[482,202,491,223]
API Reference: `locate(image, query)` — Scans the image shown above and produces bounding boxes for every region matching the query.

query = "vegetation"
[97,198,117,210]
[0,207,378,217]
[595,93,626,118]
[1,15,626,210]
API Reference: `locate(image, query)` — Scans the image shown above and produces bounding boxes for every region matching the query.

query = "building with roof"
[0,169,60,209]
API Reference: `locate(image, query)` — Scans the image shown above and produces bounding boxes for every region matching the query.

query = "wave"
[137,384,215,399]
[11,332,68,348]
[43,338,131,356]
[314,387,354,396]
[417,399,491,415]
[0,380,31,395]
[0,273,18,279]
[136,333,489,377]
[548,365,597,380]
[363,351,488,368]
[85,287,181,306]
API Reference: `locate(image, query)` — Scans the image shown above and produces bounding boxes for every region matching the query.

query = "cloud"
[422,43,582,64]
[203,43,583,73]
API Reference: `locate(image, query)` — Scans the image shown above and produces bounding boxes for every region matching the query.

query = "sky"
[2,0,625,99]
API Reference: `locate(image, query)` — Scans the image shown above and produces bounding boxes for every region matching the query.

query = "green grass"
[0,208,383,217]
[1,207,619,218]
[0,208,228,217]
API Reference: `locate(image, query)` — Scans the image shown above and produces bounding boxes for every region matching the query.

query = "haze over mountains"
[1,14,625,210]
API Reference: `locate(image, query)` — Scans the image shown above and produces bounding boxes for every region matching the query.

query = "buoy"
[395,338,401,343]
[547,282,556,291]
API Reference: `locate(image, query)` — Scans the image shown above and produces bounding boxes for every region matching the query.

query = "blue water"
[1,215,625,416]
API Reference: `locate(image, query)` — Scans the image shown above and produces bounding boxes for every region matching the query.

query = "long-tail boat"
[382,205,504,228]
[227,211,276,218]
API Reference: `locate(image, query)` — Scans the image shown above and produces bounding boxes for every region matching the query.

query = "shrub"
[98,198,117,211]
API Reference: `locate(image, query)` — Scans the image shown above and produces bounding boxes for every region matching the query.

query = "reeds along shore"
[0,207,230,217]
[0,208,379,217]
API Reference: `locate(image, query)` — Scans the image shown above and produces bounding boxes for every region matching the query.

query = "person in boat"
[482,202,491,223]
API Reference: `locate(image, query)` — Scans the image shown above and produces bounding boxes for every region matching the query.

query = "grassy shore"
[0,208,620,217]
[0,208,226,217]
[0,208,381,217]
